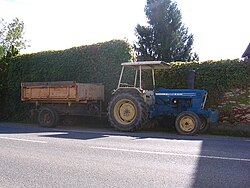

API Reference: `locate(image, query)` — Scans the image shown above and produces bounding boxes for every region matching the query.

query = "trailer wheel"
[175,111,201,135]
[108,91,148,132]
[199,115,209,133]
[38,107,58,128]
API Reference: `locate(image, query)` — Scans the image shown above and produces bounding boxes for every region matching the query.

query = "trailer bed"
[21,81,104,104]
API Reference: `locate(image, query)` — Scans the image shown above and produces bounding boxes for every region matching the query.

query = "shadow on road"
[0,121,240,142]
[191,139,250,188]
[0,121,212,141]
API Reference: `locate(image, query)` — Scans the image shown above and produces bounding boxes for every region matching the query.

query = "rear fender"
[113,88,147,103]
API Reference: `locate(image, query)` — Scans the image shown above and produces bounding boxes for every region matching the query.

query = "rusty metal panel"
[77,83,104,101]
[21,81,104,103]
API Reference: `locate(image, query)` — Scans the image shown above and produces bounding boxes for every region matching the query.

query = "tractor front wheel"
[199,115,209,133]
[175,111,201,135]
[108,92,148,132]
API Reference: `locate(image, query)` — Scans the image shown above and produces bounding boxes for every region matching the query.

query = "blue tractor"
[107,61,219,135]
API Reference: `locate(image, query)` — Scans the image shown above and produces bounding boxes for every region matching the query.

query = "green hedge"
[3,40,134,120]
[156,60,250,107]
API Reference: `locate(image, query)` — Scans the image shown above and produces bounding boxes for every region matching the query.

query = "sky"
[0,0,250,61]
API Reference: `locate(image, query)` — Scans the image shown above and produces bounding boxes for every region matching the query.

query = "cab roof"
[121,61,171,70]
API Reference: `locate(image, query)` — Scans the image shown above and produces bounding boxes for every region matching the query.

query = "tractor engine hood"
[155,88,207,98]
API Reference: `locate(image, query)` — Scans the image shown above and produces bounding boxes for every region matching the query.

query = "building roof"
[242,43,250,58]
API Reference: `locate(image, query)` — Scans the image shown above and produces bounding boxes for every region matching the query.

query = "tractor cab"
[115,61,170,105]
[116,61,170,91]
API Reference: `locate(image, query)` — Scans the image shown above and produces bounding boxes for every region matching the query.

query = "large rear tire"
[108,91,148,131]
[175,111,201,135]
[38,107,59,128]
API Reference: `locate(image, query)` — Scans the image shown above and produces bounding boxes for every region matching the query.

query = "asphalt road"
[0,122,249,188]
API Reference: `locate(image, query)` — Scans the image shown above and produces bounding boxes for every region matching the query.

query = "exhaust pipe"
[187,70,195,89]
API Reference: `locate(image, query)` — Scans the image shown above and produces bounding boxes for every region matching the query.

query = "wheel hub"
[179,116,195,132]
[43,112,52,123]
[114,99,137,125]
[119,103,136,122]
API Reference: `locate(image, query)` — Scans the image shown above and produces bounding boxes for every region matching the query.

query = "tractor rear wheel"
[175,111,201,135]
[108,91,148,131]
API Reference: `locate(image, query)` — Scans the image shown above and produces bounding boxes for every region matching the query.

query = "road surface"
[0,122,249,188]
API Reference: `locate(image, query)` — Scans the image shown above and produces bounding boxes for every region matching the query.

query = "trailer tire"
[108,91,148,132]
[38,107,59,128]
[175,111,201,135]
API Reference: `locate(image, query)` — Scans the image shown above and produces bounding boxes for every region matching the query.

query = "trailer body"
[21,81,104,104]
[21,81,104,127]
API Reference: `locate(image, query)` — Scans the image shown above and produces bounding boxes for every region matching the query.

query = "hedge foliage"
[155,59,250,107]
[3,40,134,120]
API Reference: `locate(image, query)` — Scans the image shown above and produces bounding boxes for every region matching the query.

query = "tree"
[0,17,28,57]
[0,17,28,118]
[134,0,198,62]
[0,17,27,82]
